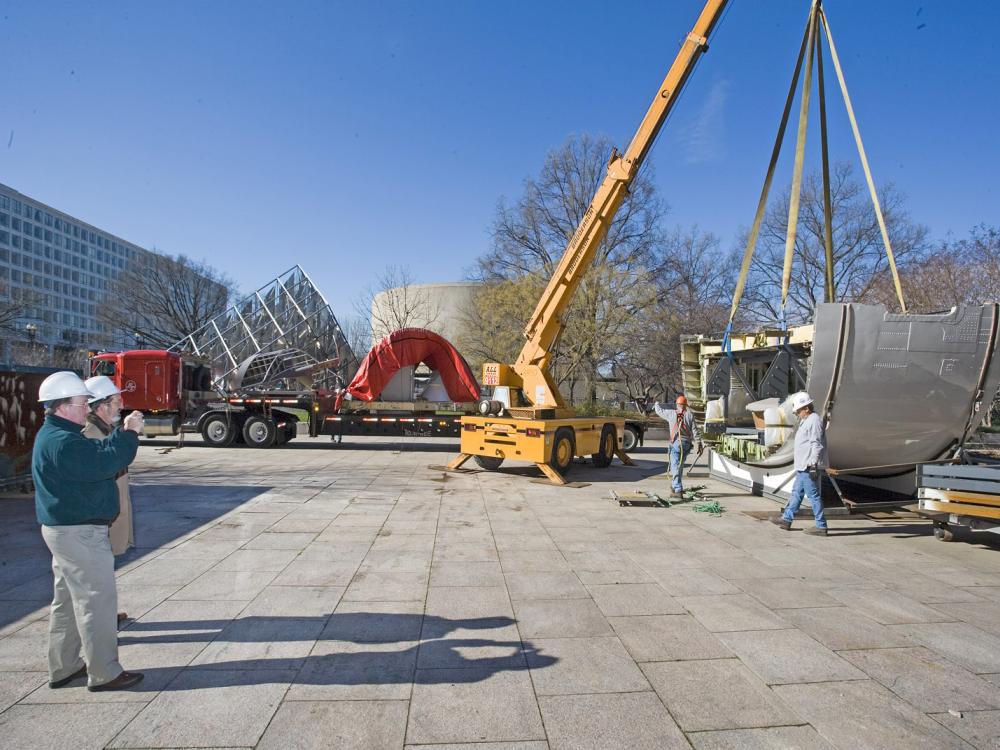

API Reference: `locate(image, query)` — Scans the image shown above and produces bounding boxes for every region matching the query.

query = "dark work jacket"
[32,414,139,526]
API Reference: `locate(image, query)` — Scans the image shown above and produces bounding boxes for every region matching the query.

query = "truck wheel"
[201,415,238,447]
[474,455,504,471]
[550,427,575,476]
[243,416,277,448]
[591,424,616,468]
[622,424,640,452]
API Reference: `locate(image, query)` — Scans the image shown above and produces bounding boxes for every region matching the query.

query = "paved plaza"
[2,436,1000,749]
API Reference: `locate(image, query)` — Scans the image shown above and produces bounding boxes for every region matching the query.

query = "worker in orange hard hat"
[654,394,702,498]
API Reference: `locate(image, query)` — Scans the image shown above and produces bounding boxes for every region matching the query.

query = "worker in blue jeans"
[655,395,702,498]
[771,391,828,536]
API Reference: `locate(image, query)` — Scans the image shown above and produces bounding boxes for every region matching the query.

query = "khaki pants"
[41,524,123,687]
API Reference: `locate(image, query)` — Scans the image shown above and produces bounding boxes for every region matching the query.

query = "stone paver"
[773,680,975,749]
[525,636,650,695]
[777,606,912,650]
[888,621,1000,674]
[0,703,144,750]
[586,583,684,616]
[108,668,294,748]
[642,658,802,731]
[931,709,1000,750]
[610,614,732,662]
[840,647,1000,712]
[407,668,544,745]
[513,599,612,638]
[679,594,790,632]
[539,692,689,749]
[687,725,834,749]
[257,699,409,749]
[717,629,867,685]
[4,436,1000,747]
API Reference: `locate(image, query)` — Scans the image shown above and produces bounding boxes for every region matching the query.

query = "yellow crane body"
[448,0,728,484]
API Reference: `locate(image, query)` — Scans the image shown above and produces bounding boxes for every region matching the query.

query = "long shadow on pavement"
[112,612,557,691]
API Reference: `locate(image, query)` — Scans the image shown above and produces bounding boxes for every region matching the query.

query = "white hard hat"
[791,391,814,411]
[84,375,121,404]
[38,371,92,403]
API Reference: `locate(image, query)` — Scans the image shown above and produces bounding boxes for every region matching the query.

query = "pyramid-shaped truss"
[169,266,358,392]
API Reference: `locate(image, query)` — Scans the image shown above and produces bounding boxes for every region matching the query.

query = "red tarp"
[335,328,480,411]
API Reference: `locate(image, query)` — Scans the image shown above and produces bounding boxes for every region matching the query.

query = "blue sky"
[2,1,997,326]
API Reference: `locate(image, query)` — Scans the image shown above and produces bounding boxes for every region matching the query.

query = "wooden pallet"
[917,464,1000,521]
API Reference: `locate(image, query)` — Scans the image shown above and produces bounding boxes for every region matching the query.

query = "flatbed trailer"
[321,400,476,441]
[192,391,478,447]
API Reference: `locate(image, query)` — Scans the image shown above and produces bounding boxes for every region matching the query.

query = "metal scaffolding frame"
[169,266,358,392]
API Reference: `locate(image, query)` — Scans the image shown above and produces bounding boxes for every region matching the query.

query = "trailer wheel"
[591,424,616,468]
[550,427,575,475]
[243,416,277,448]
[473,455,504,471]
[933,523,955,542]
[622,424,640,452]
[201,415,238,447]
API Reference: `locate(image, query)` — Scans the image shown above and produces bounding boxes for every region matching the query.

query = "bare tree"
[0,284,43,335]
[355,265,442,342]
[471,134,666,402]
[869,224,1000,313]
[98,252,235,348]
[340,313,374,362]
[610,227,738,402]
[742,162,928,325]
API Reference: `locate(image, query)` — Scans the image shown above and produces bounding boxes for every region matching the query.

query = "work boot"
[804,527,828,537]
[769,515,791,530]
[49,664,87,689]
[670,491,683,499]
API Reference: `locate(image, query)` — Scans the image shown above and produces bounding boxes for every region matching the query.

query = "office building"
[0,182,216,358]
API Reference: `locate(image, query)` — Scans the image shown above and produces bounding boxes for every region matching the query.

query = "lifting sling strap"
[726,0,907,334]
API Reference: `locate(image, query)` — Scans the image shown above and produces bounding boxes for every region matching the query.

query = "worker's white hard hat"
[84,375,121,404]
[790,391,814,411]
[38,371,92,403]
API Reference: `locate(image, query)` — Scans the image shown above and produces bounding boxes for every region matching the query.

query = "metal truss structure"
[169,266,358,392]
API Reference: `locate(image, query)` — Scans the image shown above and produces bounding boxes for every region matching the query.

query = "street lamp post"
[25,322,37,345]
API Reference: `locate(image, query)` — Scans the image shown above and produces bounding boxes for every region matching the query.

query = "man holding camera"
[32,371,146,691]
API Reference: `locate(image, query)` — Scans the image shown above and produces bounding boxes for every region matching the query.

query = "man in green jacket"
[32,371,145,692]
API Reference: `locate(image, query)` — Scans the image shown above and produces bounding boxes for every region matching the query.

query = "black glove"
[808,465,820,483]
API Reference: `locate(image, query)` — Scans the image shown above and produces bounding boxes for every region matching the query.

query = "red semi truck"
[87,331,481,448]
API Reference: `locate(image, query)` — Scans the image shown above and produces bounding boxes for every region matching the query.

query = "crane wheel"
[622,424,640,452]
[591,424,616,468]
[474,455,504,471]
[550,427,575,475]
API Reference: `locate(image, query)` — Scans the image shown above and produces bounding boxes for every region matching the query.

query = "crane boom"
[453,0,729,485]
[499,0,729,415]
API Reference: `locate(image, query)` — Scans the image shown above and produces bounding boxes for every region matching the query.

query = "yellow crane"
[447,0,729,485]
